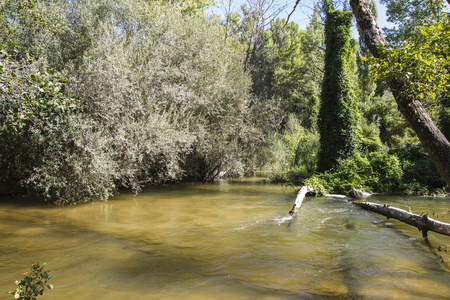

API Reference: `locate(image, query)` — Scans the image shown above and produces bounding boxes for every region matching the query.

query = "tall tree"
[0,0,256,203]
[356,0,377,104]
[318,0,361,171]
[379,0,450,148]
[269,19,309,119]
[350,0,450,186]
[247,15,324,131]
[220,0,239,44]
[300,5,324,130]
[240,0,286,71]
[380,0,448,44]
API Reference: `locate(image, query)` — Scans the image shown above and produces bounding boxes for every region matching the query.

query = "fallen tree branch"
[289,185,313,215]
[288,187,370,215]
[354,201,450,240]
[325,194,348,199]
[326,188,372,199]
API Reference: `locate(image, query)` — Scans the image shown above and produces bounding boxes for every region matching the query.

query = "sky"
[211,0,395,33]
[279,0,394,32]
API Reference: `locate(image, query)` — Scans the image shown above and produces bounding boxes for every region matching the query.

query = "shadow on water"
[282,195,450,299]
[285,215,295,232]
[1,181,450,299]
[0,193,51,207]
[352,199,450,268]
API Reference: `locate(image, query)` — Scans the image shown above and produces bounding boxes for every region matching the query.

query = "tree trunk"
[350,0,450,186]
[354,201,450,240]
[318,3,360,171]
[289,185,314,215]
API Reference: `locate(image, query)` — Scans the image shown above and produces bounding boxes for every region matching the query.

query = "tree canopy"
[0,0,448,203]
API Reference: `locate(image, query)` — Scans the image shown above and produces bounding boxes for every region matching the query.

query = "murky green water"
[1,177,450,299]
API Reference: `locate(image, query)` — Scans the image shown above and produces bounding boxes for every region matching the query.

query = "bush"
[366,151,403,192]
[396,143,447,195]
[14,115,119,204]
[362,91,411,148]
[0,42,80,134]
[263,114,319,173]
[304,175,328,196]
[304,151,403,195]
[269,165,308,184]
[9,263,53,300]
[290,144,447,196]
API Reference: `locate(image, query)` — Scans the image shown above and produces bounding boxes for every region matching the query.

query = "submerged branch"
[354,201,450,240]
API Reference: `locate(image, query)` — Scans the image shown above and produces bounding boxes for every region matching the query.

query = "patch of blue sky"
[209,0,395,35]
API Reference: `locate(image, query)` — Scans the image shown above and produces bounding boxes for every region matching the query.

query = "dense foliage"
[318,1,361,171]
[268,0,448,195]
[0,0,448,204]
[0,0,255,204]
[371,22,450,103]
[380,0,448,44]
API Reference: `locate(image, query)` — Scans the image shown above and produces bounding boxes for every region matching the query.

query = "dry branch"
[289,185,313,215]
[355,201,450,239]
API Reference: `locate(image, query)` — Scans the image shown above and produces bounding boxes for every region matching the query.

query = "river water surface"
[1,177,450,299]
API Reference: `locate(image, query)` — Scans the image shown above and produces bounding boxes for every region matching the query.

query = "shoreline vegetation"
[0,0,449,205]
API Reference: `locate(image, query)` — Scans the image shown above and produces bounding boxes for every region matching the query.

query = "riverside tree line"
[0,0,449,204]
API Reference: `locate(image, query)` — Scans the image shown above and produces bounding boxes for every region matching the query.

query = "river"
[1,177,449,299]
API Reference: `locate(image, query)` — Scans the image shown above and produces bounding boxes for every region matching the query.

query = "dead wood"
[354,201,450,239]
[289,185,314,215]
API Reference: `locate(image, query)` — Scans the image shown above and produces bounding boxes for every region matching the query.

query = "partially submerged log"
[325,194,348,199]
[288,186,370,215]
[326,188,372,199]
[287,186,450,242]
[349,188,371,198]
[289,185,314,215]
[355,201,450,239]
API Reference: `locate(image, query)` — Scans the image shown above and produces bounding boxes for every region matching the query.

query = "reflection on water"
[0,178,449,299]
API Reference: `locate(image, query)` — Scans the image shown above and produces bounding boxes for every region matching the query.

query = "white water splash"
[321,217,332,224]
[274,215,293,225]
[235,215,293,230]
[235,219,263,231]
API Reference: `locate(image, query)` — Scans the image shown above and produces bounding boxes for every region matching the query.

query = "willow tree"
[318,0,361,171]
[0,0,255,204]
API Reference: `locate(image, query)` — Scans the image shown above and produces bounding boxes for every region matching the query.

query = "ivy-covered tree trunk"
[318,0,361,171]
[350,0,450,186]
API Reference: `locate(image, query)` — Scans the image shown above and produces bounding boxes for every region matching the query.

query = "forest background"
[0,0,449,205]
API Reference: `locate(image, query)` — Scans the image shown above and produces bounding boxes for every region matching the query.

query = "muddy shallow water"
[1,178,449,299]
